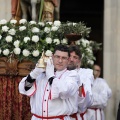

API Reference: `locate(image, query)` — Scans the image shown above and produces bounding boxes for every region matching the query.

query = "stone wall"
[0,0,11,20]
[104,0,120,120]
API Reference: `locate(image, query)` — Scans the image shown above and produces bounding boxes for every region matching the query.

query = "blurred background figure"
[87,64,112,120]
[93,64,101,79]
[68,45,94,120]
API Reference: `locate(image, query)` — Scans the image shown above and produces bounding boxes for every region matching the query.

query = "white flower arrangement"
[0,19,101,67]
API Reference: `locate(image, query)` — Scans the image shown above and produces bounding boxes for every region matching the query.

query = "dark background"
[60,0,104,77]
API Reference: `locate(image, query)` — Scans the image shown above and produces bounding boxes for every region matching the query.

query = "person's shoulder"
[67,70,77,74]
[95,77,112,97]
[79,68,93,74]
[79,68,93,78]
[79,68,94,84]
[67,69,78,75]
[95,77,109,86]
[96,77,106,82]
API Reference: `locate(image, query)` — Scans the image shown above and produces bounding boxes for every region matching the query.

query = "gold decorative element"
[36,52,49,68]
[41,1,54,22]
[0,57,35,77]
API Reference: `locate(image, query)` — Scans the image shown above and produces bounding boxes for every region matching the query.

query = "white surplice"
[70,68,94,120]
[87,78,112,120]
[19,69,79,120]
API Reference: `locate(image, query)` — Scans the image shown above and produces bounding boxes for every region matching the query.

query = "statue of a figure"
[54,0,61,20]
[11,0,60,22]
[11,0,21,21]
[41,0,60,22]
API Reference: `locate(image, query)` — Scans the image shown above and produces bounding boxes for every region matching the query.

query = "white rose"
[32,50,40,57]
[0,35,2,39]
[61,38,67,44]
[45,37,52,44]
[2,26,9,32]
[87,60,94,65]
[82,53,85,59]
[53,39,60,45]
[32,35,39,43]
[29,21,36,25]
[54,20,61,27]
[24,37,30,43]
[19,19,27,24]
[3,49,10,56]
[73,23,77,26]
[44,27,50,33]
[86,48,92,53]
[5,36,13,42]
[0,19,7,25]
[75,40,80,45]
[89,41,94,44]
[10,19,17,24]
[14,47,21,55]
[81,38,90,47]
[8,29,16,35]
[67,22,72,26]
[14,40,20,47]
[22,49,30,56]
[19,26,26,31]
[51,26,58,31]
[38,22,45,27]
[32,27,39,33]
[45,50,52,57]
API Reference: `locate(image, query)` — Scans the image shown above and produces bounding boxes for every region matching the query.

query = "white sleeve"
[19,74,45,96]
[77,69,94,112]
[78,91,93,113]
[51,70,79,99]
[91,79,112,108]
[79,69,93,95]
[85,69,94,86]
[18,77,36,96]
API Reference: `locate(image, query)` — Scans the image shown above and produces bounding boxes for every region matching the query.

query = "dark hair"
[94,64,101,70]
[69,45,82,59]
[53,44,70,56]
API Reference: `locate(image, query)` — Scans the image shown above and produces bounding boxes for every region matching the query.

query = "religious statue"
[11,0,61,22]
[54,0,61,20]
[11,0,21,21]
[41,0,60,22]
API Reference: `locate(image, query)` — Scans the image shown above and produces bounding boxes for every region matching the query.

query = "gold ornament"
[36,52,50,68]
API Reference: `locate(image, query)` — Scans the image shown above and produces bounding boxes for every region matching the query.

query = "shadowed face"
[93,65,101,79]
[68,51,81,70]
[53,50,69,71]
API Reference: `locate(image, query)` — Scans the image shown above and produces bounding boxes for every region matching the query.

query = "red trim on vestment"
[33,113,67,120]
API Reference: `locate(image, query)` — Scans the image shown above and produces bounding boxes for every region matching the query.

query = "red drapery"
[0,76,32,120]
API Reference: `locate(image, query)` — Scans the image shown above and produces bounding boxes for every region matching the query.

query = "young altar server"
[86,64,112,120]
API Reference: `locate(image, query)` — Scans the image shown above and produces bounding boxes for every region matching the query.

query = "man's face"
[93,65,101,79]
[68,51,81,70]
[53,50,69,71]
